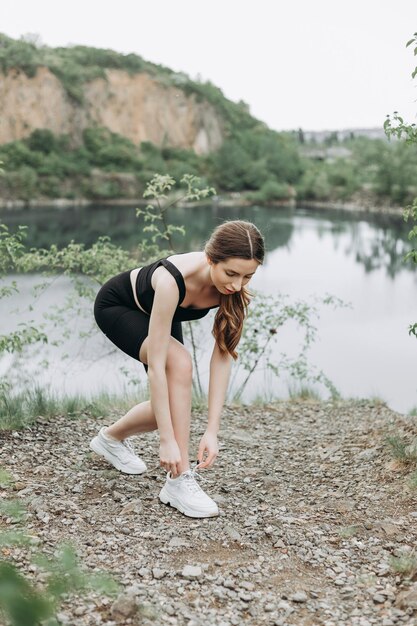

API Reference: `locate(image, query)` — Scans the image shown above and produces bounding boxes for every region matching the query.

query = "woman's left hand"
[197,431,219,469]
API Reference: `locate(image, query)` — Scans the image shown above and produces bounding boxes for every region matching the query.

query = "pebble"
[373,593,386,603]
[120,499,142,514]
[224,525,242,541]
[181,565,202,580]
[152,567,167,579]
[291,591,308,603]
[110,594,138,619]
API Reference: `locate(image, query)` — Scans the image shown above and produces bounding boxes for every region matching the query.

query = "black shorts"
[93,270,184,372]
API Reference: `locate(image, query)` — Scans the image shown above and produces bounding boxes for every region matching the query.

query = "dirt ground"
[1,398,417,626]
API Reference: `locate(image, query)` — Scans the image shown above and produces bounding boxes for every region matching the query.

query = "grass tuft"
[288,384,322,401]
[384,434,417,464]
[0,384,148,430]
[338,525,360,539]
[389,549,417,578]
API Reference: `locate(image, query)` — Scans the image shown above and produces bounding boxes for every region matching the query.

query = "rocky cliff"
[0,66,224,154]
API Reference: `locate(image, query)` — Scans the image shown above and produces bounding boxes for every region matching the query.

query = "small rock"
[291,591,308,603]
[181,565,202,580]
[373,593,386,603]
[223,578,236,589]
[239,591,253,602]
[240,581,255,591]
[377,522,399,536]
[165,604,175,616]
[111,594,138,619]
[395,585,417,609]
[13,482,26,491]
[121,499,142,514]
[358,447,378,460]
[138,567,150,577]
[224,525,242,541]
[152,567,167,580]
[168,536,188,547]
[73,607,86,616]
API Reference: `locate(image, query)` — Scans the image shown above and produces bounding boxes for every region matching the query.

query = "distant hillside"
[0,33,265,153]
[0,34,414,209]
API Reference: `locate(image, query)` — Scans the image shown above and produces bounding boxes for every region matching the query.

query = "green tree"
[26,129,57,154]
[384,32,417,338]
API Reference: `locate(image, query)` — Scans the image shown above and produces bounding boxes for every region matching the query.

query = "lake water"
[0,203,416,414]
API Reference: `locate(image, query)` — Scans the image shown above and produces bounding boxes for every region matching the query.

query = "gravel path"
[1,399,417,626]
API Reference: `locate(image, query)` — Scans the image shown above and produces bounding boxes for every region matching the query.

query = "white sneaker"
[159,466,219,518]
[89,427,147,474]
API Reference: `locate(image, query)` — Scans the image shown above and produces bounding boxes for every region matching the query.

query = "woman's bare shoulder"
[166,251,205,278]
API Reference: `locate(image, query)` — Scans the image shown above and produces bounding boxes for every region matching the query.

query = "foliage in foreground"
[0,470,119,626]
[384,31,417,339]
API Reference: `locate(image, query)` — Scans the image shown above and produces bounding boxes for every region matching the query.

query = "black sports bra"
[135,257,219,322]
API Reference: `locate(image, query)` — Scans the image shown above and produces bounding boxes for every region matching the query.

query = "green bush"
[3,167,38,201]
[85,177,122,199]
[0,34,41,77]
[26,129,57,154]
[0,141,43,170]
[38,175,61,198]
[210,140,252,191]
[210,129,304,193]
[296,166,332,201]
[258,180,291,201]
[242,160,270,190]
[139,142,168,175]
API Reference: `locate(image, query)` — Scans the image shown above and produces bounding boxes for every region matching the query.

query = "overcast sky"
[1,0,417,132]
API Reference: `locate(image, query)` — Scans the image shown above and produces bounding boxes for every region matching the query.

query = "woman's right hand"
[159,438,182,477]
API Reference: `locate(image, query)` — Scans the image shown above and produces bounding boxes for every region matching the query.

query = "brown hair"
[204,220,265,359]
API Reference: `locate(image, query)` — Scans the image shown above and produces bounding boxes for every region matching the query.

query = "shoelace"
[121,438,136,456]
[180,464,207,494]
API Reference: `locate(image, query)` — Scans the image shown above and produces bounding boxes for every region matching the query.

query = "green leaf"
[0,561,53,626]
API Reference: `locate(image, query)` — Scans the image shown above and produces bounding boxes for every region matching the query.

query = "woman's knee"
[166,344,192,382]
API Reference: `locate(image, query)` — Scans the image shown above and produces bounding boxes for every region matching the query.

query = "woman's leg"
[109,336,193,476]
[106,400,157,439]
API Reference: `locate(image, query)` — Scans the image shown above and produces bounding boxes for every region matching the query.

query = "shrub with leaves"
[0,470,119,626]
[229,292,347,401]
[384,32,417,338]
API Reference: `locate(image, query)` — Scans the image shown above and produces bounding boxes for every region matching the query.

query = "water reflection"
[0,204,413,280]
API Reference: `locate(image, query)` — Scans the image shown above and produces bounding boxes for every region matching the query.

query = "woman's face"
[207,256,260,295]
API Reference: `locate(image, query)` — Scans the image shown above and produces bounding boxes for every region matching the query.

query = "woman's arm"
[197,343,232,469]
[206,342,233,434]
[147,273,180,442]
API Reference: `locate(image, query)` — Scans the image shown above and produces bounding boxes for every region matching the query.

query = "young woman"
[90,219,265,518]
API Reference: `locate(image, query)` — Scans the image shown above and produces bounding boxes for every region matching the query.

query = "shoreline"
[0,195,406,217]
